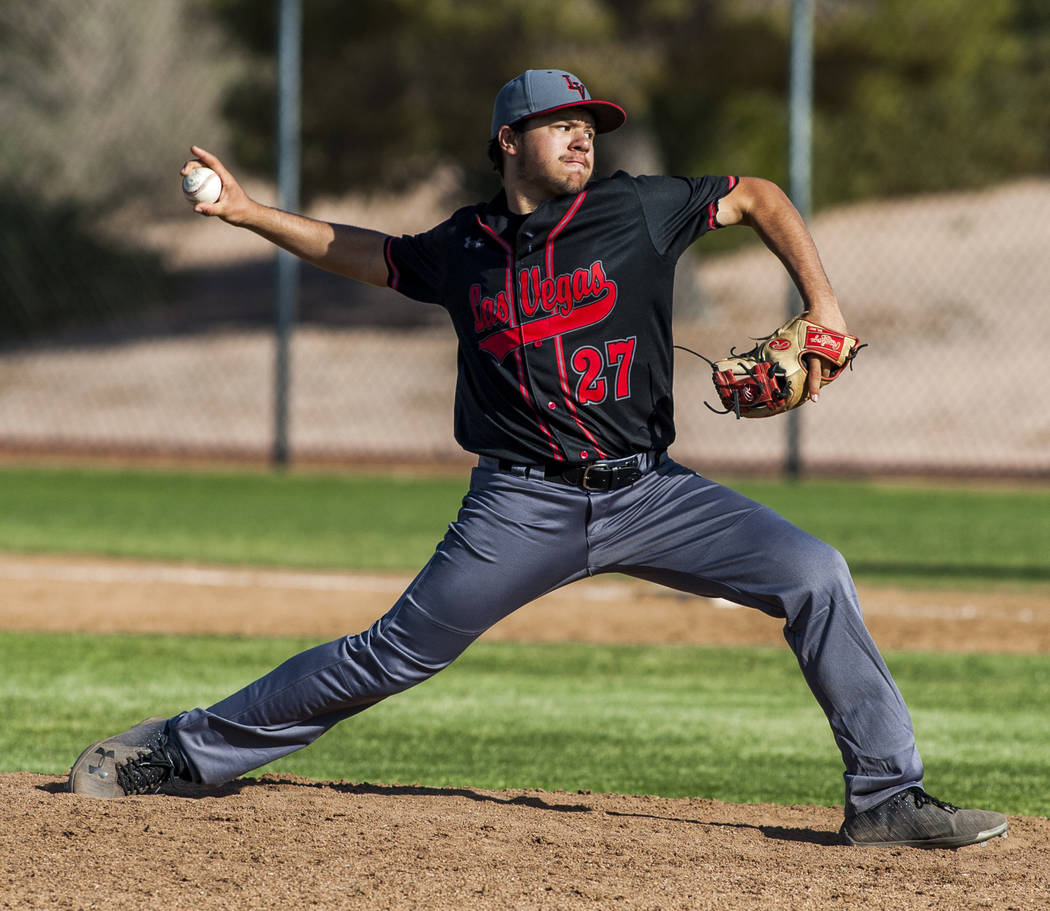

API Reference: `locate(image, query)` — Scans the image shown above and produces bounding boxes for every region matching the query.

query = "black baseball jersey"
[384,170,737,465]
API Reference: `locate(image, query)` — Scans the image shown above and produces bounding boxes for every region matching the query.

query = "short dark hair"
[487,123,522,176]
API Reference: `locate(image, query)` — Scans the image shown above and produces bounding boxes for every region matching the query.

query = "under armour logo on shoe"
[88,747,114,779]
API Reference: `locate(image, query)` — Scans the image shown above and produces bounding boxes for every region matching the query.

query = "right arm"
[181,145,390,288]
[714,176,846,401]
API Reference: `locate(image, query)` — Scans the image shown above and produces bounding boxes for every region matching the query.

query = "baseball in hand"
[182,167,222,205]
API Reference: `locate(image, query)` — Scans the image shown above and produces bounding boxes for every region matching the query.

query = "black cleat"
[68,717,187,798]
[841,787,1008,848]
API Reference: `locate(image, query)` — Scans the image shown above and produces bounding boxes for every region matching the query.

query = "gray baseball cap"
[490,69,626,139]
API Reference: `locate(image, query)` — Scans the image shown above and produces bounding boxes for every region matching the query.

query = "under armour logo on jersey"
[562,75,586,99]
[464,237,485,250]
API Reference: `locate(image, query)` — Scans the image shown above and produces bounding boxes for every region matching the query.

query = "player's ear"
[497,125,522,158]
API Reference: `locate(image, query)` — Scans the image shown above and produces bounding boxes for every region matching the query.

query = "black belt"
[481,452,661,491]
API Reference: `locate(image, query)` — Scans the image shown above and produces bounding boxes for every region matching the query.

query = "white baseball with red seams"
[182,167,222,205]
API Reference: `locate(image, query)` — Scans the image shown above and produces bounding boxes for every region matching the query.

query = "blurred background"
[1,0,1047,477]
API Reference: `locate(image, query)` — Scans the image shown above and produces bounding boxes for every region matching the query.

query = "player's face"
[513,109,596,198]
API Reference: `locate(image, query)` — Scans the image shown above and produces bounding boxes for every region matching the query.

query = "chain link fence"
[2,1,1047,477]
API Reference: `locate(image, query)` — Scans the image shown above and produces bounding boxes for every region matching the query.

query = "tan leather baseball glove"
[699,315,864,419]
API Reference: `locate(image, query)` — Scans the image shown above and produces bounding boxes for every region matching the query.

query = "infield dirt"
[2,553,1047,910]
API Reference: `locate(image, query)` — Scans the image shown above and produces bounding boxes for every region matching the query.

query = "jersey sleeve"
[633,174,738,261]
[384,220,453,305]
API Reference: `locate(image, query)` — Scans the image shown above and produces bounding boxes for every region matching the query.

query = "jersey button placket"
[519,312,563,446]
[517,242,572,459]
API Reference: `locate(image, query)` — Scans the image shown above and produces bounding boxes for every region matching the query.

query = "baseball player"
[70,69,1006,849]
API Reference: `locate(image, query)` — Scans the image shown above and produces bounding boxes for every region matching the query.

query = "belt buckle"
[580,463,607,490]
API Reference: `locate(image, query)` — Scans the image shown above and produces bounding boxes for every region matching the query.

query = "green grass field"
[3,633,1047,815]
[1,464,1048,583]
[1,464,1048,814]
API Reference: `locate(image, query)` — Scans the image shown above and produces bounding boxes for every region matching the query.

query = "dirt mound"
[6,772,1045,911]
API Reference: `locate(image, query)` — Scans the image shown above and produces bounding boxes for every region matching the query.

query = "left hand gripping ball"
[182,167,222,205]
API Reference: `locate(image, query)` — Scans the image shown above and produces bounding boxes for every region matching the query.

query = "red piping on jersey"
[707,175,739,232]
[554,335,608,459]
[383,237,400,290]
[545,191,587,276]
[543,191,608,459]
[476,217,564,462]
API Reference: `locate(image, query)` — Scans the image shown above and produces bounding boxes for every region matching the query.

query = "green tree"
[813,0,1047,205]
[208,0,1048,208]
[210,0,645,202]
[0,0,241,340]
[637,0,1048,207]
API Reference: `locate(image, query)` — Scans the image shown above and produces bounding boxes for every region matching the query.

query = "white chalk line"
[711,596,1037,623]
[0,560,630,601]
[0,560,407,593]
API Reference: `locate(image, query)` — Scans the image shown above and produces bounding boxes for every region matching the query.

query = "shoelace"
[907,788,959,814]
[115,737,180,795]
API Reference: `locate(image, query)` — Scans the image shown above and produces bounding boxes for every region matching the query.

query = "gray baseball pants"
[169,453,924,814]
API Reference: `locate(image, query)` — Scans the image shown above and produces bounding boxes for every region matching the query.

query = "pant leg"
[586,457,923,814]
[170,466,590,785]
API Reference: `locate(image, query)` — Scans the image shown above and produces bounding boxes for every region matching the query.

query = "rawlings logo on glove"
[678,314,864,419]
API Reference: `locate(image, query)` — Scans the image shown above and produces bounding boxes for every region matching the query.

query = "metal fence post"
[786,0,813,479]
[273,0,302,467]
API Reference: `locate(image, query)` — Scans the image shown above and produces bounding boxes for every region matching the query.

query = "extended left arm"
[715,177,844,399]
